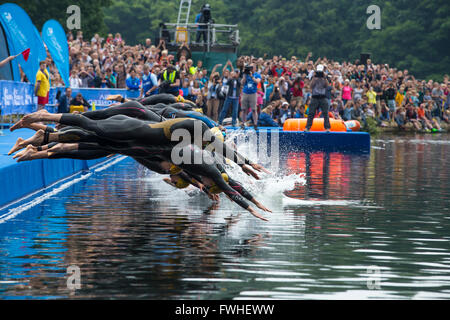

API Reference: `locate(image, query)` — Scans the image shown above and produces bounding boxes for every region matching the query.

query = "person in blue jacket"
[126,69,141,91]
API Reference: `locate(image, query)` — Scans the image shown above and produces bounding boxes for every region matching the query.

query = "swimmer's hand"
[163,178,176,188]
[247,206,269,222]
[253,199,273,213]
[242,164,260,180]
[207,192,220,202]
[250,163,271,174]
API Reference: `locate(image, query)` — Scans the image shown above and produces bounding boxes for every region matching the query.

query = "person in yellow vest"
[35,61,51,111]
[158,64,180,96]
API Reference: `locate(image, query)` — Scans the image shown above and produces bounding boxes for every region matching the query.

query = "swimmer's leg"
[83,101,161,122]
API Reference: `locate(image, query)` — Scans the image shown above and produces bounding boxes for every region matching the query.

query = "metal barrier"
[161,23,239,53]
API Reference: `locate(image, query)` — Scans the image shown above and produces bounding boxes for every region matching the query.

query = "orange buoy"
[344,120,361,132]
[283,118,348,132]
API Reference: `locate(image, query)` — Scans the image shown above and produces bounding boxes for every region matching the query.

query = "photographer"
[241,64,261,128]
[305,64,331,132]
[207,72,221,121]
[158,64,180,96]
[196,4,212,44]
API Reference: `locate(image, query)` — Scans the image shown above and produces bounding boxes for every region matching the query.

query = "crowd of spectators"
[25,30,450,131]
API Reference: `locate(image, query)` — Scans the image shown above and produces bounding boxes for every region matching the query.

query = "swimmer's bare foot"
[107,94,123,102]
[13,145,37,160]
[8,129,45,155]
[16,145,39,162]
[8,137,25,155]
[10,110,49,131]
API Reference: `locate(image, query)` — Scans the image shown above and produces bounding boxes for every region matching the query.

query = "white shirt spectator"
[69,75,82,88]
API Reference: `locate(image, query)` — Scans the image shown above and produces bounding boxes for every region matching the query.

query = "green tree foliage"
[5,0,112,39]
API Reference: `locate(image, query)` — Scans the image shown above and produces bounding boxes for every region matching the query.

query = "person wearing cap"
[305,64,331,132]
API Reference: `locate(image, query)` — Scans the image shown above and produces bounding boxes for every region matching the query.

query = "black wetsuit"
[139,94,196,109]
[54,114,251,165]
[150,106,218,128]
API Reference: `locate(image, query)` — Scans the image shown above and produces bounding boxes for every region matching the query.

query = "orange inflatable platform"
[283,118,348,132]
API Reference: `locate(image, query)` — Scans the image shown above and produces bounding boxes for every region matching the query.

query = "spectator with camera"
[207,70,221,121]
[219,70,241,127]
[241,64,261,128]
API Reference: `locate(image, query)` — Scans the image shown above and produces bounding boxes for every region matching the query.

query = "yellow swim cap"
[209,184,221,194]
[210,127,224,142]
[176,95,185,103]
[221,173,229,183]
[175,178,190,189]
[169,165,182,175]
[193,108,204,114]
[208,173,229,194]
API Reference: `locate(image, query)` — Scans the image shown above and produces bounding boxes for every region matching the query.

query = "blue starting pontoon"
[226,127,371,154]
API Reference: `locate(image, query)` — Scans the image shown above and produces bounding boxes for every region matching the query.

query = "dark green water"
[0,134,449,299]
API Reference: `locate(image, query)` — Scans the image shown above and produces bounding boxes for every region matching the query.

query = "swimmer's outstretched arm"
[228,178,272,212]
[178,171,220,201]
[183,163,268,221]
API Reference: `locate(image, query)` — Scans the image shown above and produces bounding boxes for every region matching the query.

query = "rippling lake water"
[0,133,449,299]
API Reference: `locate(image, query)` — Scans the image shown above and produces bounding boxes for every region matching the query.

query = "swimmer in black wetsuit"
[107,93,197,110]
[10,110,268,175]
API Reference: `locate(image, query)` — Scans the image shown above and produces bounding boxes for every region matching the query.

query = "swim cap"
[175,178,190,189]
[169,165,182,175]
[193,108,204,113]
[208,173,229,194]
[210,127,224,142]
[221,173,229,183]
[176,95,185,103]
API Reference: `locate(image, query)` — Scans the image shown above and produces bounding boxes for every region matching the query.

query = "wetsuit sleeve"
[213,175,250,210]
[228,178,254,201]
[209,136,253,166]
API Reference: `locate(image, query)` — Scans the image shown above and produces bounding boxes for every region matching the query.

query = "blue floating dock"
[226,127,371,154]
[0,129,110,208]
